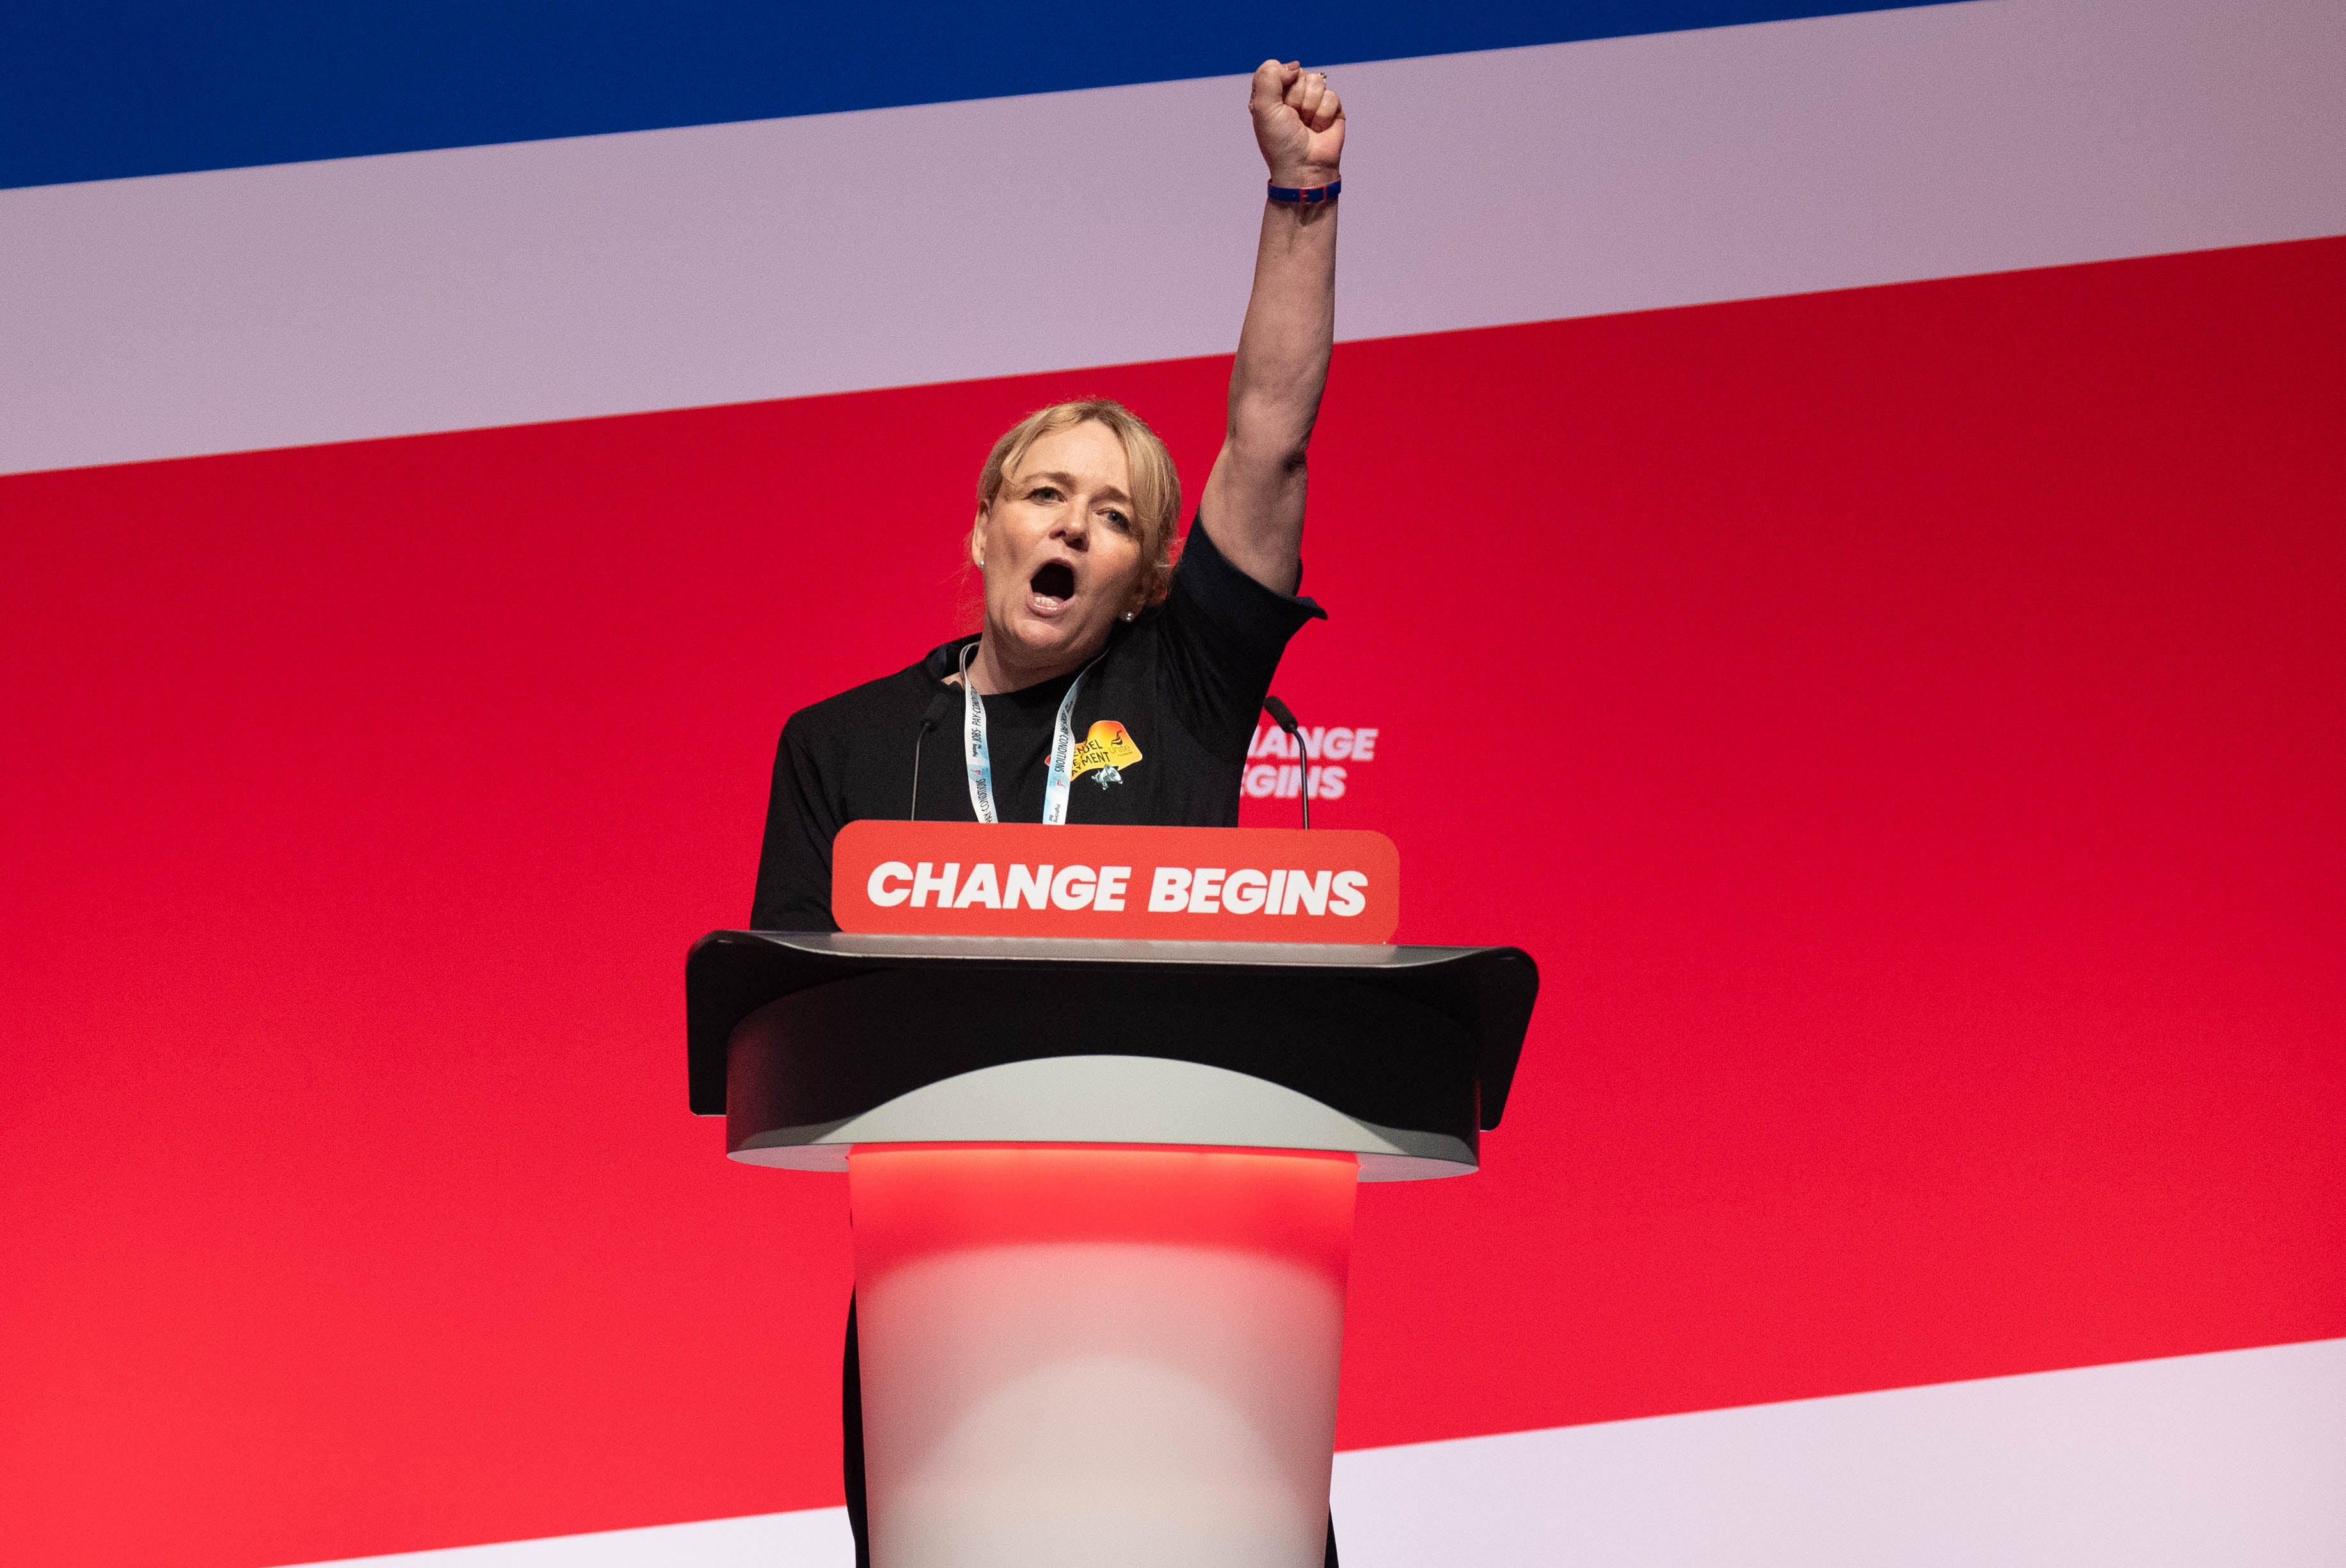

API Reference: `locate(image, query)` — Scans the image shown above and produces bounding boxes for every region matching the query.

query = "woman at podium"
[749,59,1347,1566]
[753,58,1342,929]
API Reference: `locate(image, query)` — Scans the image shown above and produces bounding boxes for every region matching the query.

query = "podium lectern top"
[688,931,1538,1180]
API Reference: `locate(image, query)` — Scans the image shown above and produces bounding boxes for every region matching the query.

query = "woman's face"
[971,421,1148,683]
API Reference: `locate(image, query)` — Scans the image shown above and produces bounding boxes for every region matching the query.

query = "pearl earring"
[1122,610,1136,622]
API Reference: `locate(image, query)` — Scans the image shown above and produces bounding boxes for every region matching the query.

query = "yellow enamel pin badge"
[1069,720,1142,788]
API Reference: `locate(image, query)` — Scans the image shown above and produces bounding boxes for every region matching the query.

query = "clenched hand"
[1249,60,1345,187]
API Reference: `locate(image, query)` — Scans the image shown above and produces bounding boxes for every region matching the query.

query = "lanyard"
[958,641,1101,825]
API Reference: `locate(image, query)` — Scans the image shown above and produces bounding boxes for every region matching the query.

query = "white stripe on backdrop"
[287,1337,2346,1567]
[4,0,2342,478]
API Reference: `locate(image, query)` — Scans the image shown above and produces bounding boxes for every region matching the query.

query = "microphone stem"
[1262,695,1311,830]
[1288,724,1311,830]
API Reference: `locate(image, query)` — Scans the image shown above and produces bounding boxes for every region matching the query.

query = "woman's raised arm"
[1199,60,1344,596]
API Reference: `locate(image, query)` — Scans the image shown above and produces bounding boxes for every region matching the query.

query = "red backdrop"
[4,236,2342,1568]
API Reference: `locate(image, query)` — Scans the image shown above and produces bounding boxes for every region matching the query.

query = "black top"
[751,517,1327,930]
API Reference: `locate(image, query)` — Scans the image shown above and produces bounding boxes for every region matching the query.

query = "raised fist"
[1249,59,1344,187]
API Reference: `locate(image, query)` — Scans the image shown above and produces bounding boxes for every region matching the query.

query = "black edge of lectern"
[685,933,1538,1130]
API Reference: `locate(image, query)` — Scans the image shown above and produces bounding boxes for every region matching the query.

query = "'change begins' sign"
[828,822,1399,944]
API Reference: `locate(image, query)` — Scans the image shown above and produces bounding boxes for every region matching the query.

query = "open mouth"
[1029,561,1077,605]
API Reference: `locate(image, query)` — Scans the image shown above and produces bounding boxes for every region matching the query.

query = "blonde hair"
[975,399,1183,608]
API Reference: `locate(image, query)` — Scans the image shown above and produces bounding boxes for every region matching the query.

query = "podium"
[688,928,1538,1568]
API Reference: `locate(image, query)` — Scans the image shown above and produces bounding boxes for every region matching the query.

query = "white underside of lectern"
[850,1145,1356,1568]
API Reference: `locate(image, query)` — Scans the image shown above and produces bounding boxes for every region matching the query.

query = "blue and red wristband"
[1266,179,1341,205]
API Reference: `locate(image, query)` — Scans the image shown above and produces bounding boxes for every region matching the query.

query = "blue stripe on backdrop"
[2,0,1957,190]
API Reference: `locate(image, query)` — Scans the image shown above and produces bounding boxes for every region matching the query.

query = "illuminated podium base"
[852,1144,1353,1568]
[687,932,1537,1568]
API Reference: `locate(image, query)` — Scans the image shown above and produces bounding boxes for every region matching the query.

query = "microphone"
[911,689,954,820]
[1261,694,1311,830]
